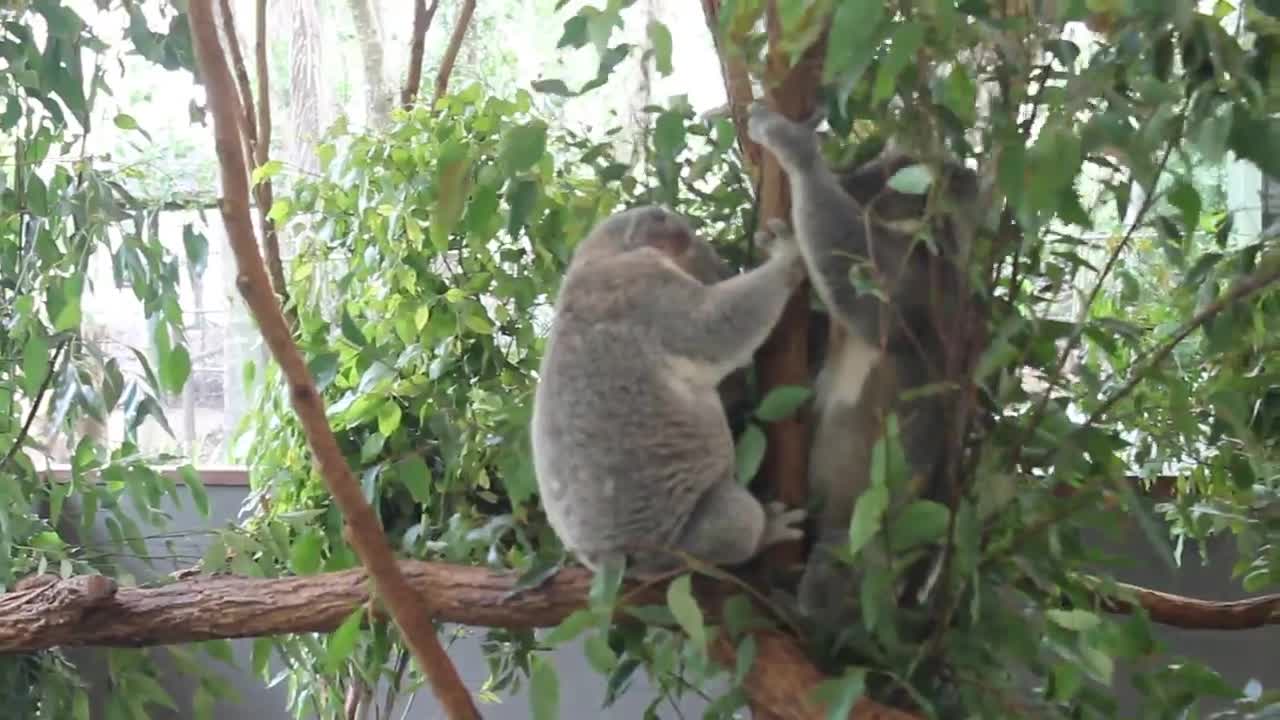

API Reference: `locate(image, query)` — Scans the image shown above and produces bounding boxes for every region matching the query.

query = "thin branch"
[0,565,919,719]
[698,0,760,174]
[402,0,441,109]
[432,0,477,105]
[185,5,479,718]
[1012,142,1175,470]
[1084,256,1280,427]
[217,0,258,151]
[1097,581,1280,630]
[253,0,291,317]
[0,340,67,472]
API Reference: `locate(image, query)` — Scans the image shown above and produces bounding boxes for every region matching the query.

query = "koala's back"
[532,259,734,571]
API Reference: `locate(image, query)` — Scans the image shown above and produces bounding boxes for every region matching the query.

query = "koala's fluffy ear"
[646,226,693,257]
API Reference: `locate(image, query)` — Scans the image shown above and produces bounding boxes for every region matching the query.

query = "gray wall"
[65,485,1277,718]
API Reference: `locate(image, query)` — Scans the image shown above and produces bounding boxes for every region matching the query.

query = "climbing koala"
[531,205,808,576]
[747,102,979,621]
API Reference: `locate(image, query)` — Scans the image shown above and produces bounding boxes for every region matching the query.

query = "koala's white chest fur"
[816,331,880,413]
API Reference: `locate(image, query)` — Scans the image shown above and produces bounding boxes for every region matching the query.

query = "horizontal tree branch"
[1100,581,1280,630]
[8,563,1280,712]
[0,563,918,719]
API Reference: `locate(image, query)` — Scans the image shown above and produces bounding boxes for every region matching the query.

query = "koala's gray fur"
[531,205,807,576]
[746,103,978,622]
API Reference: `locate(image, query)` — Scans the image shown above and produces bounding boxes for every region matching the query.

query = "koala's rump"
[532,324,733,565]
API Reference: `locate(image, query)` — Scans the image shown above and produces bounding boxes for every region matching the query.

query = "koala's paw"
[761,501,806,547]
[755,219,804,285]
[746,100,782,145]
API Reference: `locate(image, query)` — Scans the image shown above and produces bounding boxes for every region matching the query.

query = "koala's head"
[839,146,980,235]
[572,205,727,282]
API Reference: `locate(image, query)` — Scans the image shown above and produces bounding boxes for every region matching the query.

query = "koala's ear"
[647,227,693,257]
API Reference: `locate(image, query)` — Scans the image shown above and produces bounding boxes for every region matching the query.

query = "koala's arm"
[746,104,918,339]
[656,246,803,377]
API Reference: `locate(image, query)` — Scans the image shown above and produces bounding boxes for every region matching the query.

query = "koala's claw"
[762,501,806,546]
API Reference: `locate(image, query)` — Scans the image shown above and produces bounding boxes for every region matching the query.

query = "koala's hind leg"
[674,481,805,568]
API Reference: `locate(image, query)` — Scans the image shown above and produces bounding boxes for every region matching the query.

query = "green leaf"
[529,655,560,720]
[847,484,889,556]
[734,634,756,686]
[159,343,192,395]
[464,313,494,335]
[21,332,51,397]
[182,225,209,280]
[290,530,324,575]
[49,274,83,331]
[888,500,950,552]
[433,142,472,246]
[887,164,934,195]
[754,385,813,422]
[340,309,367,347]
[825,0,885,83]
[250,159,284,185]
[589,556,625,611]
[397,455,432,503]
[377,401,402,436]
[815,667,867,720]
[1046,608,1101,632]
[531,78,573,96]
[940,65,977,125]
[500,121,548,174]
[507,179,540,237]
[666,574,706,652]
[178,464,209,517]
[545,608,597,646]
[325,608,364,672]
[557,14,589,48]
[653,111,687,163]
[735,423,767,485]
[647,21,673,76]
[872,22,924,103]
[113,113,138,130]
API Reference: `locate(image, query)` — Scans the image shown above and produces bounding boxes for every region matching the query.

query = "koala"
[747,102,980,622]
[530,205,808,576]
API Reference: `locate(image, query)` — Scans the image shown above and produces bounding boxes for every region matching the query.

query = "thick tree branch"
[750,7,831,573]
[401,0,441,109]
[0,565,916,719]
[432,0,476,105]
[186,5,479,718]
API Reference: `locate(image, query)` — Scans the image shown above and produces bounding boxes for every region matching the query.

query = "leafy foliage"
[0,1,232,718]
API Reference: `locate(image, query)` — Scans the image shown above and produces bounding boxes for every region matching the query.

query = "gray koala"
[746,102,978,622]
[531,205,808,576]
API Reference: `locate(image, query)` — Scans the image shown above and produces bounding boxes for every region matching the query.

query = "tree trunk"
[286,0,327,173]
[344,0,391,127]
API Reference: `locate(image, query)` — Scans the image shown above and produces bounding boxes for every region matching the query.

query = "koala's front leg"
[674,481,806,567]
